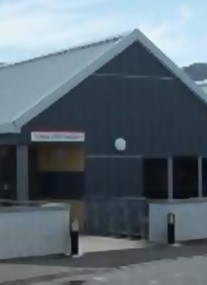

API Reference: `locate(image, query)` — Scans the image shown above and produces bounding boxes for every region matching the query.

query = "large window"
[173,157,198,199]
[144,157,199,200]
[143,159,168,199]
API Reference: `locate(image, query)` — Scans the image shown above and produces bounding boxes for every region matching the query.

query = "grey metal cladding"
[23,42,207,156]
[97,41,173,77]
[0,35,122,132]
[85,157,143,197]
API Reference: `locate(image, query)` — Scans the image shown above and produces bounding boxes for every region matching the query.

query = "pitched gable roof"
[0,29,206,133]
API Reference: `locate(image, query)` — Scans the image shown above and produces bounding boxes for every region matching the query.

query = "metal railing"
[0,198,149,238]
[83,196,148,237]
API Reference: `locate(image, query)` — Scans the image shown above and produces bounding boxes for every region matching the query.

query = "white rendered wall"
[0,205,70,259]
[149,200,207,243]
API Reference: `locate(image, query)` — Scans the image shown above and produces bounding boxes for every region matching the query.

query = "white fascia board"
[0,122,20,134]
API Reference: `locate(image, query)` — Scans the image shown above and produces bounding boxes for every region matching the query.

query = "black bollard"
[70,219,79,256]
[167,213,175,244]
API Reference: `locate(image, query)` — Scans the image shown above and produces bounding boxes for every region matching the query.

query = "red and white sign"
[31,131,85,142]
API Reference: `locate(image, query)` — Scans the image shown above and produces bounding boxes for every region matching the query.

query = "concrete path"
[79,235,151,254]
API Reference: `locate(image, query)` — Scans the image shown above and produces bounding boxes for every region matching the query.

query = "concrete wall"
[149,200,207,243]
[0,204,70,259]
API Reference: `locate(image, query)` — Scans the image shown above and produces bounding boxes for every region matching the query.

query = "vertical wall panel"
[16,145,29,201]
[85,157,143,197]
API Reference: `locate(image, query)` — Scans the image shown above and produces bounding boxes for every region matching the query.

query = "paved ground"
[0,236,148,284]
[0,264,112,284]
[86,255,207,285]
[2,237,207,283]
[2,254,207,284]
[11,238,207,268]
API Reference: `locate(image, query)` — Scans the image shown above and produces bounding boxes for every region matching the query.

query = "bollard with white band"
[167,213,175,245]
[70,219,79,256]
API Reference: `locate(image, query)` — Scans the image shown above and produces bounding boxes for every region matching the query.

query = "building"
[197,79,207,94]
[0,29,207,220]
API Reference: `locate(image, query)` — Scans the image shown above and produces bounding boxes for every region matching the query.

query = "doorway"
[29,144,85,200]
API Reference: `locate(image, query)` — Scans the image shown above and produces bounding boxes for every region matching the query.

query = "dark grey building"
[0,29,207,218]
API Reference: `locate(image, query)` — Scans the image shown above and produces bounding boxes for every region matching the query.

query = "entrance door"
[33,144,85,200]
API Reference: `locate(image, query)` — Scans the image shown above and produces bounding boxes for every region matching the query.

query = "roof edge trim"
[0,121,20,134]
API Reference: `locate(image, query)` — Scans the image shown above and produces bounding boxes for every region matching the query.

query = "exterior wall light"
[114,138,126,151]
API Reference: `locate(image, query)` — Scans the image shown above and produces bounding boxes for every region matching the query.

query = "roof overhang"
[0,122,20,134]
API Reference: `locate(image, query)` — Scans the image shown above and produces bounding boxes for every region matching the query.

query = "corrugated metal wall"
[85,157,143,197]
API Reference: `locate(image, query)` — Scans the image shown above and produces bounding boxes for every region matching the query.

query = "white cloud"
[0,1,205,65]
[139,21,186,60]
[136,5,196,65]
[0,0,114,54]
[179,5,193,23]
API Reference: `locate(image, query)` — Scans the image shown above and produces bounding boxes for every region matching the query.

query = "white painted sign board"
[31,131,85,142]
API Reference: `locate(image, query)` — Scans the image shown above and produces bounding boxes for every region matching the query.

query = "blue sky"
[0,0,206,66]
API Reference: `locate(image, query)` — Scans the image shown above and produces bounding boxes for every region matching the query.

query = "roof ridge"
[0,31,128,71]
